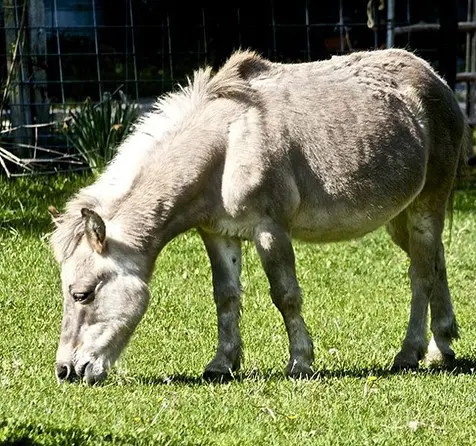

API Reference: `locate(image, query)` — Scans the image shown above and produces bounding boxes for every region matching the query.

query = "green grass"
[1,175,476,445]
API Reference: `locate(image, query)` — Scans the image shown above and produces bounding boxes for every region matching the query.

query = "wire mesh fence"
[0,0,472,176]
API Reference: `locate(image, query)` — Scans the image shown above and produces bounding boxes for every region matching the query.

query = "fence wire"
[0,0,471,176]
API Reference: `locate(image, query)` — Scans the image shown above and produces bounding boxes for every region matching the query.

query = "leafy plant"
[62,90,140,176]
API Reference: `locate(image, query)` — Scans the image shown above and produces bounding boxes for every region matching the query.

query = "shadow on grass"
[134,373,205,386]
[440,356,476,375]
[131,356,476,387]
[0,419,139,446]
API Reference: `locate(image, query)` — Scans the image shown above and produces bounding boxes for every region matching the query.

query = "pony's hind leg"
[425,243,459,367]
[386,211,425,369]
[199,231,242,381]
[253,219,314,378]
[391,200,457,370]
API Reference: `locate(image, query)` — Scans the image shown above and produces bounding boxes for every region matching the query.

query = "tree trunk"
[28,0,49,130]
[438,0,458,91]
[3,0,32,157]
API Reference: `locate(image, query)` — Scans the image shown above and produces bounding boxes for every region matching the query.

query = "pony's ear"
[48,205,62,226]
[81,208,107,254]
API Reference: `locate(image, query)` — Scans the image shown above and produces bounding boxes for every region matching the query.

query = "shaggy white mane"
[49,50,267,262]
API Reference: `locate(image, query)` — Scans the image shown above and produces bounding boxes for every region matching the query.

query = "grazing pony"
[49,48,469,384]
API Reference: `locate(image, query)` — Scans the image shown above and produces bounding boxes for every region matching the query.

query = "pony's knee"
[430,315,459,340]
[408,210,444,250]
[214,283,241,307]
[270,285,302,314]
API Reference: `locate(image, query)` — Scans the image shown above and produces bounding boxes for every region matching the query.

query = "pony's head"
[49,205,150,385]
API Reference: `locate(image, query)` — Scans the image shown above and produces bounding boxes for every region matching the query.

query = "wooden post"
[28,0,49,129]
[3,0,32,156]
[466,0,476,124]
[438,0,458,91]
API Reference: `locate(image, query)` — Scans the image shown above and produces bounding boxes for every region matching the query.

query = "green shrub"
[63,91,140,176]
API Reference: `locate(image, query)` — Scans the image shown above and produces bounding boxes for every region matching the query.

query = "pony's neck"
[94,122,225,255]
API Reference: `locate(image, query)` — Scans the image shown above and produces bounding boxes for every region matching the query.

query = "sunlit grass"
[1,176,476,445]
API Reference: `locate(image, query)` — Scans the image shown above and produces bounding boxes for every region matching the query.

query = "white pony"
[50,48,469,384]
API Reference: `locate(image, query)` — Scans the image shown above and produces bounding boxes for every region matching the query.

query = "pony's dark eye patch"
[71,290,94,303]
[68,280,103,304]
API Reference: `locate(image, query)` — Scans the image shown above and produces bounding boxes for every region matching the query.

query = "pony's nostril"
[56,363,72,381]
[77,362,89,378]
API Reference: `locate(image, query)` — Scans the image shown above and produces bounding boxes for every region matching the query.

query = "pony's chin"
[68,351,111,385]
[84,362,108,385]
[77,355,110,385]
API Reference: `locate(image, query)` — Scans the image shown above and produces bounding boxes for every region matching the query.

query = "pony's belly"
[203,196,409,242]
[290,206,396,243]
[201,215,259,240]
[204,208,393,243]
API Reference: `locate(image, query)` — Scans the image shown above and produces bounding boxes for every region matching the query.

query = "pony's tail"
[447,122,473,245]
[459,122,473,178]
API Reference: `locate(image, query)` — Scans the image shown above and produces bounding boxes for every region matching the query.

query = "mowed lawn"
[1,174,476,445]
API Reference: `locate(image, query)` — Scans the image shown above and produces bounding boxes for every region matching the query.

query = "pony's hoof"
[391,355,419,372]
[425,351,456,369]
[286,361,314,379]
[203,366,235,383]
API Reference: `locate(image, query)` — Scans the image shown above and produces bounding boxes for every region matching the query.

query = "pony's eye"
[72,290,94,303]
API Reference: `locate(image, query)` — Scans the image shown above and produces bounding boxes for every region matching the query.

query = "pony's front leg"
[253,219,314,378]
[199,230,242,381]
